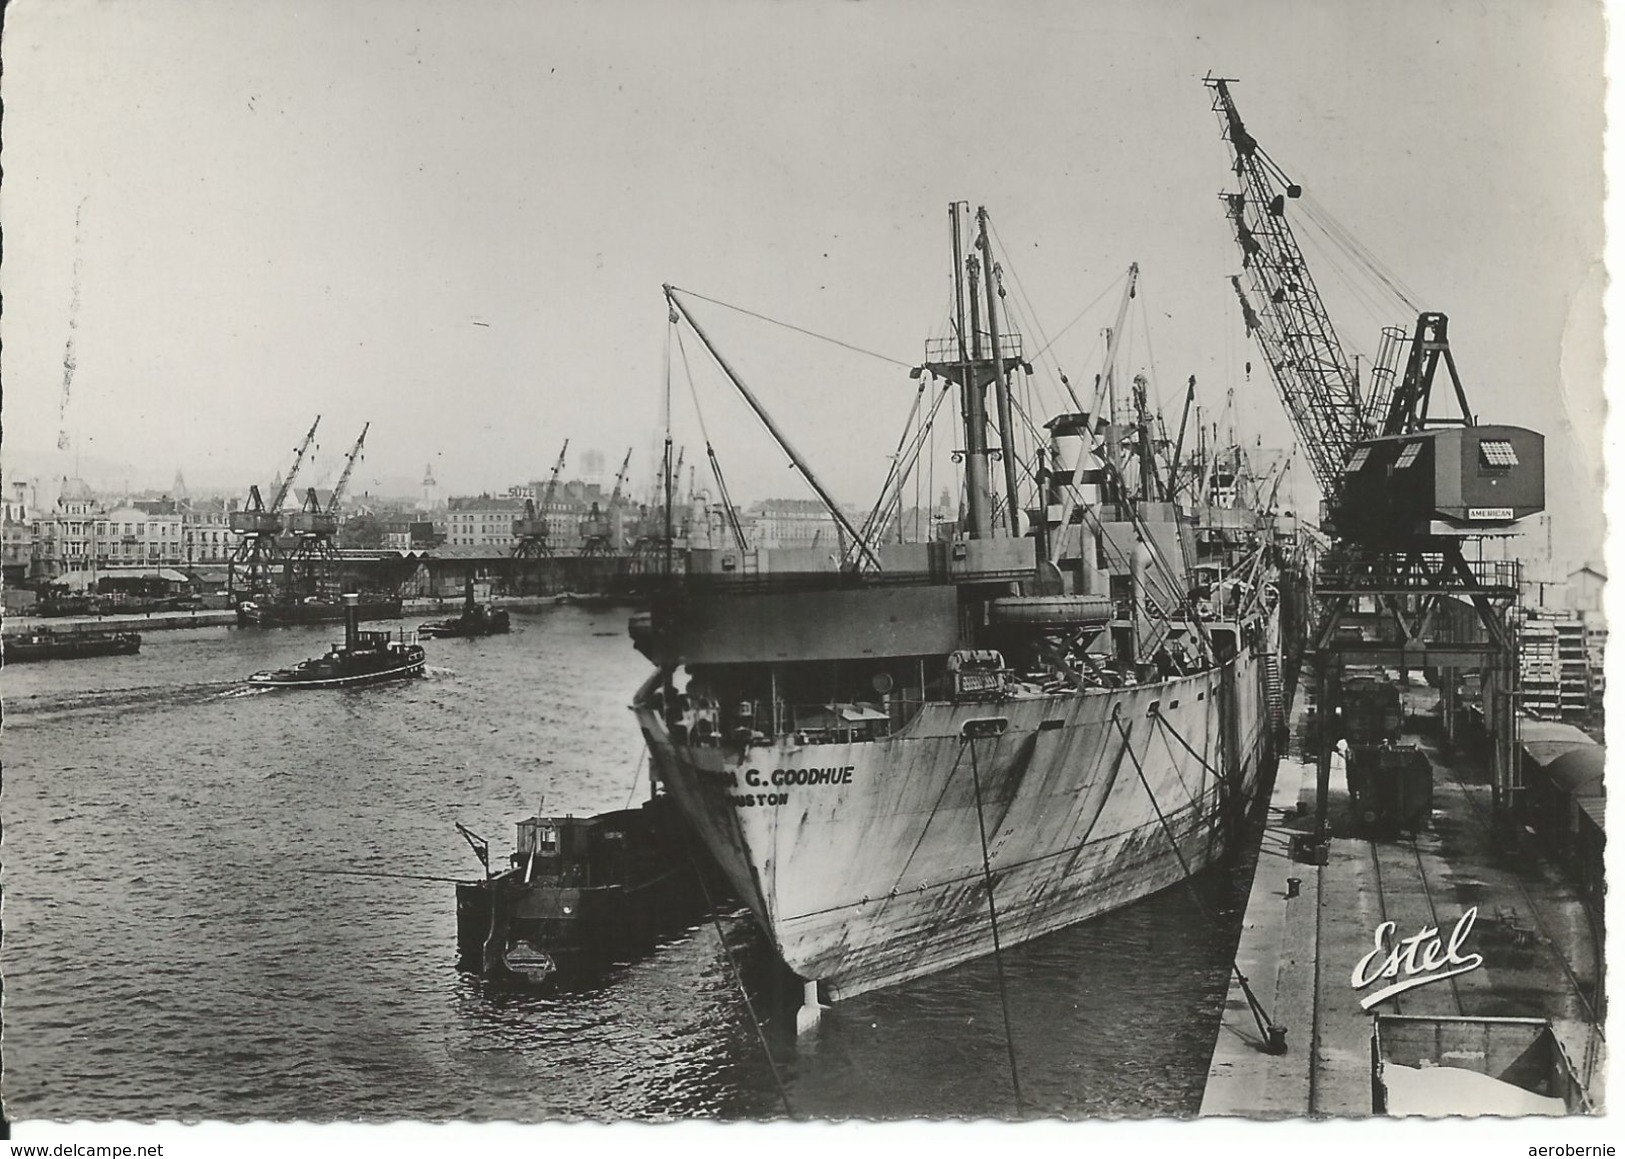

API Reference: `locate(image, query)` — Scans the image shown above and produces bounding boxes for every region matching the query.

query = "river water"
[2,607,1258,1122]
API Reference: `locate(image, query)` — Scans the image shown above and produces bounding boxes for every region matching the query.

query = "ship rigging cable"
[1109,707,1282,1052]
[663,283,915,369]
[672,323,750,554]
[681,847,795,1117]
[963,735,1026,1115]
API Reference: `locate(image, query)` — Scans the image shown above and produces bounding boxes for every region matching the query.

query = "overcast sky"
[2,0,1607,568]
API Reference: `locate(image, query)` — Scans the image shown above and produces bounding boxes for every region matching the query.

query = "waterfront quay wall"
[3,609,238,637]
[343,551,637,599]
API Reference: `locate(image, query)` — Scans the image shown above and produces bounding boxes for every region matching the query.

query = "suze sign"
[1350,907,1485,1010]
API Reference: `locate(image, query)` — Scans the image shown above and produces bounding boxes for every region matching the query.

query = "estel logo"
[1350,907,1485,1011]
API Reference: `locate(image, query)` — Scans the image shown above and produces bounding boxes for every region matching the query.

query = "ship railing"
[668,696,928,748]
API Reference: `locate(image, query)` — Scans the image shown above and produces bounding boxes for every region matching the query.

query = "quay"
[1,594,598,639]
[1201,676,1605,1117]
[3,609,238,636]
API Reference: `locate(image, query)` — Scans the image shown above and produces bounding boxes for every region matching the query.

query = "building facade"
[445,494,527,548]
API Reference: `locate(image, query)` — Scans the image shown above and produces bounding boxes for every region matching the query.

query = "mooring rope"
[1110,706,1280,1051]
[682,846,795,1117]
[964,735,1025,1115]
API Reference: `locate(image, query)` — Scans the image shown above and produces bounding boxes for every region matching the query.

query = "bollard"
[1267,1024,1288,1055]
[1286,877,1301,899]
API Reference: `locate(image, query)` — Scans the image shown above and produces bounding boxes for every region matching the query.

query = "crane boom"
[271,416,321,511]
[609,447,633,506]
[327,423,370,513]
[541,440,569,507]
[1206,77,1362,496]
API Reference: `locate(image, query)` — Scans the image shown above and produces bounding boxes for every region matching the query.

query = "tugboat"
[454,793,717,985]
[2,629,142,665]
[247,594,424,688]
[419,579,511,639]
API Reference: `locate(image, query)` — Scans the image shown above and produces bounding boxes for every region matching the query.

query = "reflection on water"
[3,608,1257,1121]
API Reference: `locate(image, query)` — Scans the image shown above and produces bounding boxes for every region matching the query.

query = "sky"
[1,0,1607,571]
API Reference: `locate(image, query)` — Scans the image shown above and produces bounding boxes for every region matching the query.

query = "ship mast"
[925,203,1026,541]
[977,207,1023,533]
[952,203,995,539]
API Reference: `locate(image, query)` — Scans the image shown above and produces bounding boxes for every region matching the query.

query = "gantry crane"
[228,416,321,603]
[286,422,369,600]
[1206,76,1544,836]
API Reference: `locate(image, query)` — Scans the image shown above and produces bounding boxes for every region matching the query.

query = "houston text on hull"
[629,204,1306,1006]
[247,594,425,689]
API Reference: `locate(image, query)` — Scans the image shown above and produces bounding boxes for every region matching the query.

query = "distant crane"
[286,422,370,599]
[228,416,321,603]
[512,439,570,559]
[579,447,633,559]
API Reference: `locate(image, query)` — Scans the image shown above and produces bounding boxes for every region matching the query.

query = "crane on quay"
[227,415,321,604]
[512,439,570,560]
[285,422,370,600]
[578,447,634,558]
[1206,75,1545,843]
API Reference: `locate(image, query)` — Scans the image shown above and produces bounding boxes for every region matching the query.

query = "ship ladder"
[1110,706,1287,1055]
[1263,653,1286,736]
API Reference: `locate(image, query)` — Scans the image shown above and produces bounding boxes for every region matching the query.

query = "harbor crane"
[286,422,370,600]
[578,447,633,558]
[228,415,321,603]
[512,439,570,559]
[628,443,687,579]
[1207,76,1544,839]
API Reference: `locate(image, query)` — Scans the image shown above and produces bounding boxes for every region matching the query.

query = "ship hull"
[246,660,423,688]
[3,632,142,664]
[634,644,1274,1001]
[236,598,403,627]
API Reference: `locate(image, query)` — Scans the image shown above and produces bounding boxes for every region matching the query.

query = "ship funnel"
[1045,412,1103,507]
[343,592,360,650]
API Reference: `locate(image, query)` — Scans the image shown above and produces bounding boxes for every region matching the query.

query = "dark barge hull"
[237,598,403,627]
[2,632,142,664]
[419,609,511,638]
[456,866,706,984]
[455,799,725,986]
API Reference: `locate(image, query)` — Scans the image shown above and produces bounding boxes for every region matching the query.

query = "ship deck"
[1200,679,1606,1118]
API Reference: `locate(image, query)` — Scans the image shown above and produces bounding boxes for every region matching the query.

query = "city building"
[445,494,527,548]
[746,497,863,550]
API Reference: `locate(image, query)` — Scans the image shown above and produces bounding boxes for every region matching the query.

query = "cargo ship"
[237,595,402,628]
[247,595,424,688]
[2,629,142,665]
[629,206,1303,1013]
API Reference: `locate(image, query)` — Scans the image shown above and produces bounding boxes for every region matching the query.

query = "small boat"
[247,594,424,688]
[454,794,717,985]
[2,629,141,665]
[419,580,511,639]
[237,594,403,627]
